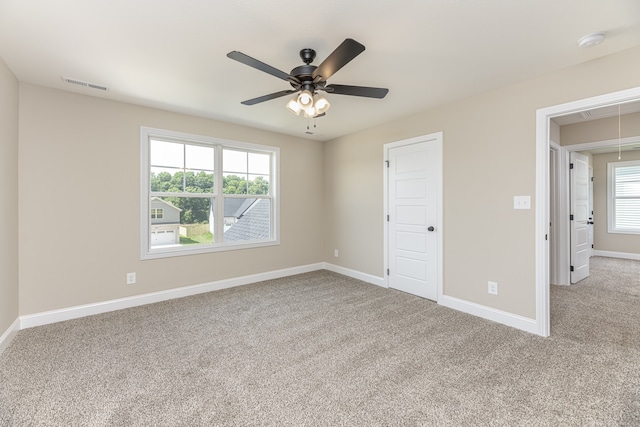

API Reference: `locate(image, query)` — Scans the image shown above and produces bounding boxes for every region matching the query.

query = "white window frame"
[607,160,640,235]
[140,127,279,260]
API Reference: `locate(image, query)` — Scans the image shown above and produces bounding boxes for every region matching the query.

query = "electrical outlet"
[126,272,136,285]
[334,249,339,258]
[488,281,498,295]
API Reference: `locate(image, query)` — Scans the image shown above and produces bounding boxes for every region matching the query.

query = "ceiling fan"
[227,38,389,119]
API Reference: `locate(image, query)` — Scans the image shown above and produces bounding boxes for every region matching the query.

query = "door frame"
[552,136,640,285]
[535,85,640,337]
[384,132,443,303]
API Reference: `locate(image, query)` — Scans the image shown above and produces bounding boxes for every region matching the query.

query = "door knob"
[428,226,435,232]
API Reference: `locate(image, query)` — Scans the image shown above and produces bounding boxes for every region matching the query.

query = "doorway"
[535,86,640,337]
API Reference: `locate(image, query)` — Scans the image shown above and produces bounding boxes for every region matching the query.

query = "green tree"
[248,176,269,195]
[223,174,248,194]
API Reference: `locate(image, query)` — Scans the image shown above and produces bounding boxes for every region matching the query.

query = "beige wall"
[0,57,19,334]
[9,46,640,324]
[324,46,640,320]
[593,150,640,255]
[18,84,324,315]
[561,111,640,146]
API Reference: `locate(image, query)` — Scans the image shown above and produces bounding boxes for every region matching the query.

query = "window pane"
[223,149,248,174]
[150,140,183,168]
[150,167,184,192]
[186,144,214,171]
[248,152,270,175]
[150,196,213,248]
[223,198,271,242]
[615,165,640,197]
[248,174,269,195]
[223,172,248,194]
[185,170,214,194]
[615,199,640,230]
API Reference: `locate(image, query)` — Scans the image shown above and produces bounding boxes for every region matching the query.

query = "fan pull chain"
[618,105,622,160]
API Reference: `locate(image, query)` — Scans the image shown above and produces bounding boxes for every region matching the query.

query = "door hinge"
[545,234,548,241]
[570,265,574,272]
[385,160,389,168]
[570,214,574,220]
[387,268,390,276]
[592,244,594,249]
[569,163,574,169]
[387,214,390,222]
[591,176,594,182]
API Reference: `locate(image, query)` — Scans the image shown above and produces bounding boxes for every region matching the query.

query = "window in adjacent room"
[141,127,279,259]
[608,160,640,234]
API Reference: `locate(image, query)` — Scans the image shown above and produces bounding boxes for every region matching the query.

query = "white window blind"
[608,160,640,234]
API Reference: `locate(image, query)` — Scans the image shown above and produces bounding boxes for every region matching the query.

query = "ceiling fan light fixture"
[286,97,302,115]
[303,106,317,118]
[298,90,314,109]
[314,95,330,114]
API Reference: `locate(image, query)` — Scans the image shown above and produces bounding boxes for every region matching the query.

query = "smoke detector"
[577,33,605,48]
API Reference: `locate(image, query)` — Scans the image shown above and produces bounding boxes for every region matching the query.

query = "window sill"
[141,239,280,260]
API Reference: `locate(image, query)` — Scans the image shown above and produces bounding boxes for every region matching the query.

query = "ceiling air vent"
[579,110,593,120]
[62,77,108,91]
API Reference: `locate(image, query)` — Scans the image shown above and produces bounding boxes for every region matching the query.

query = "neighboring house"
[224,198,271,242]
[223,198,256,231]
[150,197,181,246]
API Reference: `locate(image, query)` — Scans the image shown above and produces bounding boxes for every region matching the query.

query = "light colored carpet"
[1,257,639,426]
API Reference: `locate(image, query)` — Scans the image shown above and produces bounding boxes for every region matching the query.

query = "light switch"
[513,196,531,210]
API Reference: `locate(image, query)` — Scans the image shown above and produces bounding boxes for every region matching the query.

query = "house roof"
[150,197,182,212]
[224,198,255,218]
[1,2,638,142]
[223,199,271,242]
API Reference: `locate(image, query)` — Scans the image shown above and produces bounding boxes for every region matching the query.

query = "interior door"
[388,140,438,300]
[588,166,594,258]
[570,152,590,283]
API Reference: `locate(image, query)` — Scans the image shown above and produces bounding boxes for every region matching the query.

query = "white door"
[588,166,594,258]
[570,152,590,283]
[388,140,439,300]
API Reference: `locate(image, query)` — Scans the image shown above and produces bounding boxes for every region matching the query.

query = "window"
[151,208,164,220]
[608,160,640,234]
[141,127,278,259]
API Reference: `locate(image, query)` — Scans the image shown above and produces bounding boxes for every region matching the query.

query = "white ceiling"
[553,100,640,126]
[1,0,640,141]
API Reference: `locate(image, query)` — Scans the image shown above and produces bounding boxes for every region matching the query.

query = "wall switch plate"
[513,196,531,210]
[334,249,339,258]
[488,281,498,295]
[126,272,136,285]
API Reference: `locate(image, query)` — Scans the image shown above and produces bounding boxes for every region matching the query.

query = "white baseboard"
[592,250,640,261]
[20,263,325,329]
[440,295,539,335]
[16,262,542,338]
[0,318,20,356]
[322,263,386,288]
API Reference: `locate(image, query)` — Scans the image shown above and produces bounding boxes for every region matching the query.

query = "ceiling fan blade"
[241,90,297,106]
[325,84,389,99]
[312,38,365,81]
[227,51,298,83]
